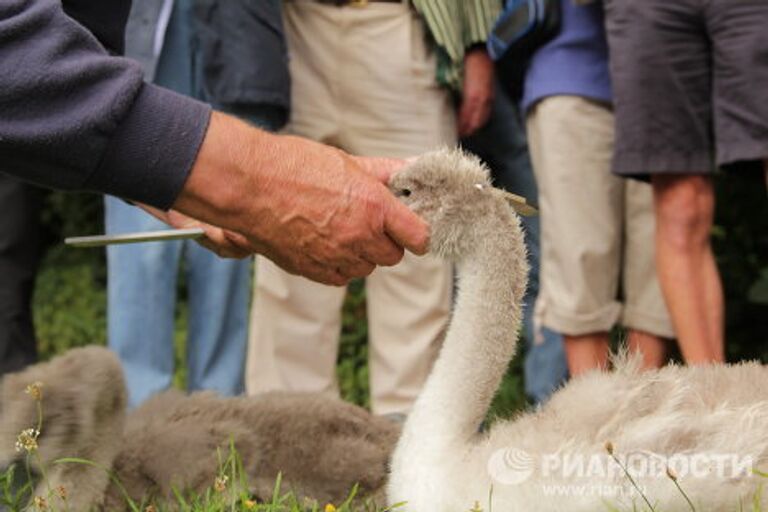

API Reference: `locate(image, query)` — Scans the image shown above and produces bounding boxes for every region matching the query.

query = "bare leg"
[652,175,724,364]
[627,329,668,369]
[564,332,610,376]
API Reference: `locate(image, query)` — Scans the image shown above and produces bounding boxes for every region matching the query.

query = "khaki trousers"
[527,96,674,338]
[246,0,456,415]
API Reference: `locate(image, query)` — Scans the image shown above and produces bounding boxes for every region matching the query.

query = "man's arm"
[0,0,210,209]
[457,1,500,137]
[0,0,427,285]
[458,47,495,137]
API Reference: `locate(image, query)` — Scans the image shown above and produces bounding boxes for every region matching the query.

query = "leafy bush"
[713,170,768,363]
[338,280,371,408]
[34,192,107,357]
[33,248,107,356]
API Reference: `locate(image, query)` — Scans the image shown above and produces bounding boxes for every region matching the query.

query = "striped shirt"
[411,0,502,92]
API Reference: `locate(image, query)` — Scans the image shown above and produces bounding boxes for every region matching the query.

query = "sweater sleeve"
[0,0,212,209]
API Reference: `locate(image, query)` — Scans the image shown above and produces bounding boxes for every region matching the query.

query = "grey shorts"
[604,0,768,178]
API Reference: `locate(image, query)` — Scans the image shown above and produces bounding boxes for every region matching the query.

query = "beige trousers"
[527,96,674,338]
[246,0,456,415]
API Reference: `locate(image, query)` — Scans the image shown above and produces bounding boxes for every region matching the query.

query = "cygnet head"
[390,148,514,262]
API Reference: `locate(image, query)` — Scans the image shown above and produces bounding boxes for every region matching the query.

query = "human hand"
[354,154,405,184]
[173,113,429,285]
[458,47,495,137]
[137,203,255,259]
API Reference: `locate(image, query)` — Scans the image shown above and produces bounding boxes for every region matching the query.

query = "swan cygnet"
[387,148,768,511]
[0,346,399,510]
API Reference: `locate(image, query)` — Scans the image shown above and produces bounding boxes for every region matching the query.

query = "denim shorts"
[604,0,768,178]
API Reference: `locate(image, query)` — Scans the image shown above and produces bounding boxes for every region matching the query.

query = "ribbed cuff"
[86,83,212,210]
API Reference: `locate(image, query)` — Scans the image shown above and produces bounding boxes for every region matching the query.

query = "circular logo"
[487,447,535,485]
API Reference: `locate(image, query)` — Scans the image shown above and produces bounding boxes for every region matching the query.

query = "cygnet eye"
[396,188,412,198]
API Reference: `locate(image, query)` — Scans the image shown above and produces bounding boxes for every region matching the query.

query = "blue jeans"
[106,198,251,407]
[106,0,283,407]
[461,81,569,404]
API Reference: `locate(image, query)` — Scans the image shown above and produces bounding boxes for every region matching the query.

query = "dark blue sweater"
[0,0,212,209]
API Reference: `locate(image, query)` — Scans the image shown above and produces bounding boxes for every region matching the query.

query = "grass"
[4,448,766,512]
[0,462,396,512]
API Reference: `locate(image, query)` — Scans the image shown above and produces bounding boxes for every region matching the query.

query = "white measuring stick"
[65,228,206,248]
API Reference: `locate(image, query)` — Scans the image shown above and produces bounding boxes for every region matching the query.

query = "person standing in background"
[105,0,289,407]
[247,0,498,417]
[522,0,674,375]
[0,176,43,377]
[604,0,768,364]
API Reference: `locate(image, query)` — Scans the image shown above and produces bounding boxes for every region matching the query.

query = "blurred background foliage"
[711,168,768,363]
[32,168,767,418]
